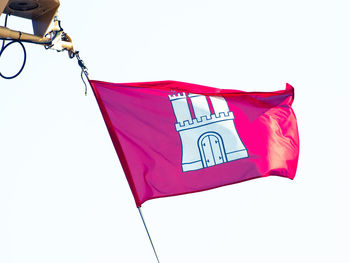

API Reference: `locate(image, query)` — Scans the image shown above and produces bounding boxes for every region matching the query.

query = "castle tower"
[169,92,248,172]
[168,93,192,123]
[188,94,211,119]
[209,96,230,116]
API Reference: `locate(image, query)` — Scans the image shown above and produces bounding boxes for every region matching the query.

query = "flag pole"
[138,207,161,263]
[74,53,160,262]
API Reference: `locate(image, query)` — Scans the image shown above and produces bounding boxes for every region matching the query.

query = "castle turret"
[168,93,192,123]
[188,94,211,118]
[209,96,230,116]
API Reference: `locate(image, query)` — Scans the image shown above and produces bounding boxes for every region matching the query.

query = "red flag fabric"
[89,80,299,207]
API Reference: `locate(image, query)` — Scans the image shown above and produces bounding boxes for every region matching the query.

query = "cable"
[0,40,27,79]
[0,14,27,79]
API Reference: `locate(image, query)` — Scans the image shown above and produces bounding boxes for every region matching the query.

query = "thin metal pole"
[74,53,160,262]
[138,207,160,263]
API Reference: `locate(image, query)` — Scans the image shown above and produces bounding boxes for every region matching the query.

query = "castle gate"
[199,132,227,168]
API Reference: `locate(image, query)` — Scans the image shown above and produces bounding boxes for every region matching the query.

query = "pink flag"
[89,80,299,207]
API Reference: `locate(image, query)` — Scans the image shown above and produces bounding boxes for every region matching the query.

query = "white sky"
[1,0,350,262]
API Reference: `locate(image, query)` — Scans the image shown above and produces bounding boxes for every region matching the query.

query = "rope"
[74,51,89,95]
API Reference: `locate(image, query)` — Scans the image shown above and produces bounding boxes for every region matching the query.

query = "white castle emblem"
[169,92,248,172]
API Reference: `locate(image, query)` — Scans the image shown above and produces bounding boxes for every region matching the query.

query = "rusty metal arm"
[0,25,51,43]
[0,24,74,51]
